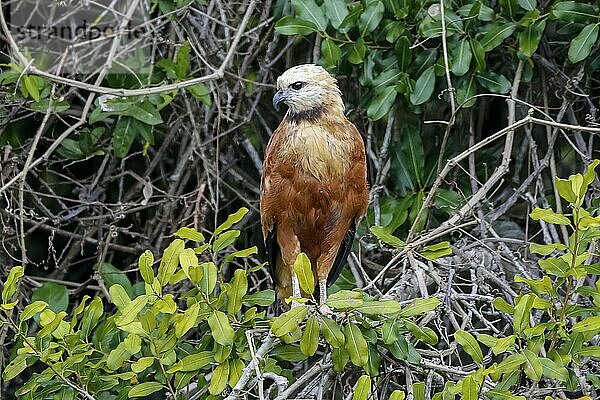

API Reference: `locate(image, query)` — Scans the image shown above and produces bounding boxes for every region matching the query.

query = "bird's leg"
[290,271,301,308]
[318,278,333,315]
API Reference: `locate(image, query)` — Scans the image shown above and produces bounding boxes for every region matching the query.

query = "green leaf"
[538,257,568,277]
[529,242,567,255]
[291,0,327,31]
[208,310,235,346]
[224,246,258,263]
[200,262,218,295]
[126,101,163,126]
[551,1,599,23]
[325,0,348,29]
[359,0,385,36]
[518,20,546,57]
[529,207,571,225]
[481,23,517,51]
[522,349,542,381]
[187,83,212,106]
[462,375,479,400]
[98,262,133,296]
[381,318,400,345]
[138,250,155,284]
[274,16,318,36]
[80,297,103,337]
[568,24,599,63]
[272,344,308,361]
[405,320,438,344]
[157,239,184,286]
[495,352,526,374]
[451,40,472,76]
[518,0,536,11]
[2,354,29,381]
[320,316,345,347]
[131,357,155,373]
[456,75,477,108]
[300,316,320,356]
[326,290,365,309]
[209,360,230,395]
[174,227,205,242]
[355,300,402,315]
[112,117,139,158]
[470,38,486,73]
[212,230,241,253]
[294,253,315,295]
[577,346,600,358]
[348,37,367,65]
[492,335,516,355]
[179,351,214,372]
[175,302,199,338]
[271,306,309,337]
[555,177,578,204]
[369,226,404,248]
[23,75,41,102]
[353,375,371,400]
[409,65,436,105]
[31,282,68,313]
[499,0,518,18]
[455,330,483,364]
[129,382,163,398]
[175,41,190,79]
[476,71,511,93]
[367,86,397,121]
[19,300,48,322]
[214,207,249,236]
[116,295,149,326]
[242,290,276,306]
[398,297,440,317]
[493,297,515,314]
[345,323,369,367]
[227,269,248,315]
[513,294,535,333]
[229,359,245,387]
[389,390,406,400]
[321,38,341,69]
[540,357,569,381]
[572,316,600,333]
[421,241,452,259]
[109,284,131,309]
[38,310,67,338]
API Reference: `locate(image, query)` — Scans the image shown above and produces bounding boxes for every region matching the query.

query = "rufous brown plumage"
[260,64,369,306]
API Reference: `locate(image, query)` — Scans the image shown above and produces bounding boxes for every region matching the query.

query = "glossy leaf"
[353,375,371,400]
[208,311,235,346]
[157,239,184,286]
[128,382,163,398]
[275,16,318,36]
[300,316,320,356]
[293,253,315,295]
[291,0,327,31]
[409,66,436,105]
[568,24,599,63]
[271,305,309,337]
[480,23,517,51]
[455,330,483,364]
[345,323,369,367]
[451,40,472,76]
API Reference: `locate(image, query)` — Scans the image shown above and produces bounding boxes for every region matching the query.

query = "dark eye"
[290,81,304,90]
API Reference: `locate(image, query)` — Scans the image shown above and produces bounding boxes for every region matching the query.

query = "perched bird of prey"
[260,64,369,307]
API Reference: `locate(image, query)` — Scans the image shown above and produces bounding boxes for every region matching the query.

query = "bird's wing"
[326,220,356,286]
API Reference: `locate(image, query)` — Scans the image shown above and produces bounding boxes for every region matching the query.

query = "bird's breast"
[279,123,354,181]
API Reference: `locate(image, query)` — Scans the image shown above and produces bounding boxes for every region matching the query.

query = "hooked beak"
[272,90,288,111]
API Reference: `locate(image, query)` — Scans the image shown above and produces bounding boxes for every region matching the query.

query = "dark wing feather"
[264,227,278,281]
[326,220,356,286]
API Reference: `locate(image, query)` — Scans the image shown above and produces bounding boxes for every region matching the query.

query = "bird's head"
[273,64,345,120]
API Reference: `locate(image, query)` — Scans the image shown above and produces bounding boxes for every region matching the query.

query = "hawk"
[260,64,369,307]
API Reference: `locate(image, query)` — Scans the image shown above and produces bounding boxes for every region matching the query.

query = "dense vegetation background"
[0,0,599,399]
